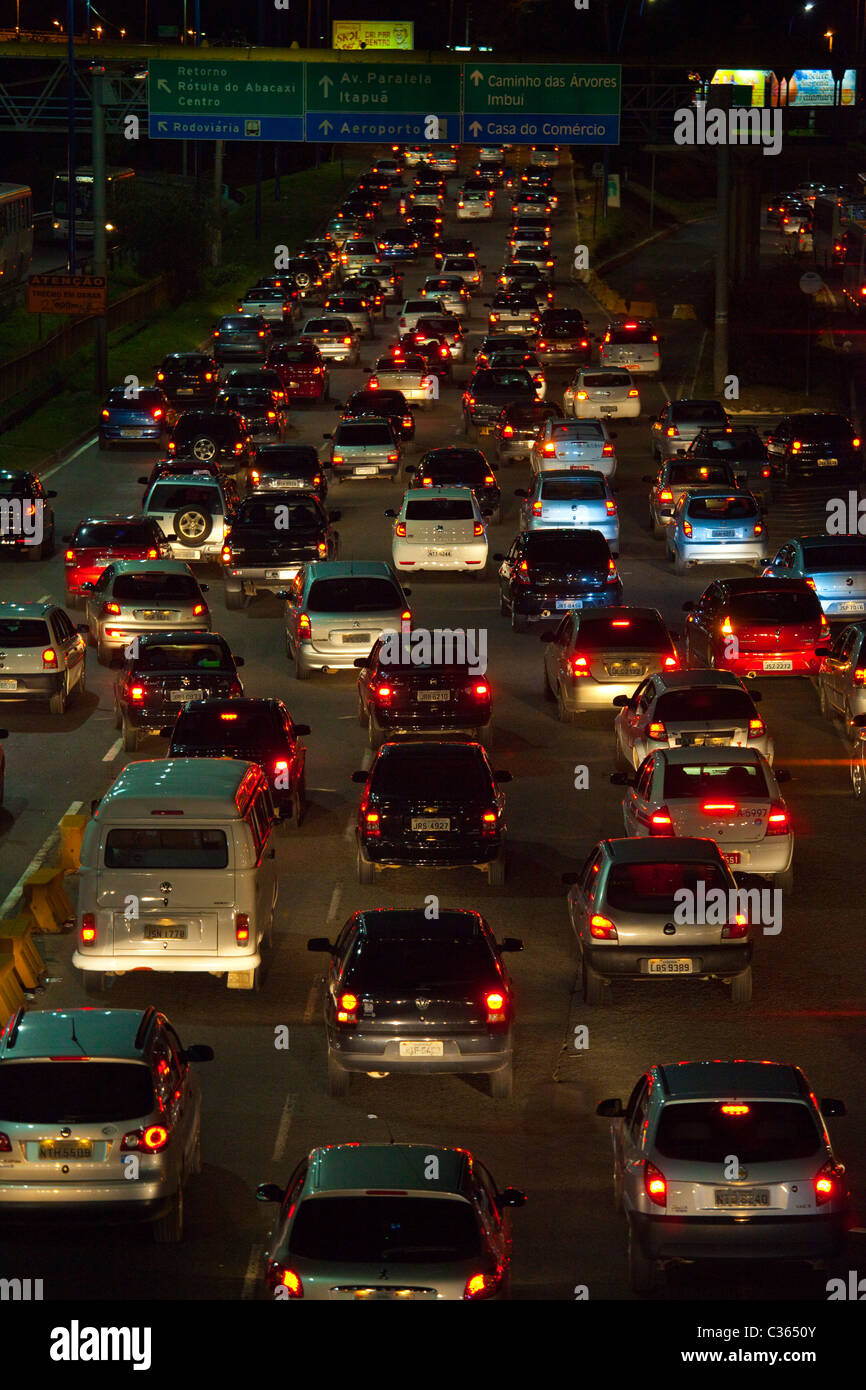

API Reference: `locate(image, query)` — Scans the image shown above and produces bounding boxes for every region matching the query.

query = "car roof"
[602,836,725,864]
[96,757,261,819]
[354,907,486,934]
[305,560,397,580]
[657,745,764,767]
[0,1007,156,1061]
[176,696,283,717]
[683,490,757,503]
[135,629,228,647]
[105,559,194,576]
[305,1143,470,1197]
[652,669,745,691]
[655,1060,806,1101]
[0,599,54,619]
[576,605,663,622]
[404,485,476,500]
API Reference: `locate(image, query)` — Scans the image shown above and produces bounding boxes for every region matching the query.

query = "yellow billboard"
[332,20,414,50]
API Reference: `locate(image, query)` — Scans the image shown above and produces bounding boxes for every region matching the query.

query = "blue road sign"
[460,113,620,144]
[148,114,305,141]
[304,112,461,143]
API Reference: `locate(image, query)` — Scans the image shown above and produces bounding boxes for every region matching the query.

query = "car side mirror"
[815,646,832,657]
[76,624,89,635]
[199,584,209,593]
[256,1183,285,1204]
[596,1097,625,1118]
[610,771,634,786]
[514,489,528,498]
[402,587,412,596]
[774,769,791,784]
[540,631,555,643]
[293,724,311,737]
[307,936,335,953]
[496,1187,527,1209]
[498,937,524,952]
[137,476,150,485]
[352,657,368,669]
[328,510,342,522]
[481,508,494,518]
[612,695,630,708]
[682,601,696,613]
[183,1044,215,1063]
[351,770,369,783]
[493,770,512,783]
[820,1098,847,1118]
[79,582,94,593]
[561,871,579,886]
[384,508,397,518]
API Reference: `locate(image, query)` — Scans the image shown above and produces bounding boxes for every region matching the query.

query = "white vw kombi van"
[74,758,278,992]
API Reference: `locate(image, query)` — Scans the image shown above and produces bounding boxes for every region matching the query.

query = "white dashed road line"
[241,1243,264,1300]
[271,1093,297,1162]
[102,739,122,762]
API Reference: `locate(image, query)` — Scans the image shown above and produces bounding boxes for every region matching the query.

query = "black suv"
[154,353,219,406]
[168,696,310,826]
[536,309,593,366]
[494,529,622,631]
[214,386,287,442]
[113,631,244,752]
[250,443,327,501]
[765,412,863,486]
[351,741,511,886]
[222,493,340,609]
[684,427,772,505]
[407,447,501,523]
[463,368,537,438]
[167,410,255,474]
[222,367,289,406]
[341,389,415,445]
[495,401,561,462]
[354,631,493,749]
[0,469,57,561]
[308,909,523,1098]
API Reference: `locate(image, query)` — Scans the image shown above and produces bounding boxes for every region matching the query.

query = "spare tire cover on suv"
[173,506,214,543]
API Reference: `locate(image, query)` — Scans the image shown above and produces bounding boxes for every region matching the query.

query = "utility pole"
[66,0,77,273]
[711,83,735,395]
[91,63,108,394]
[212,140,224,267]
[255,0,263,241]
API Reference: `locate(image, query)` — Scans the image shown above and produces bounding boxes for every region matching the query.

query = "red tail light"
[473,521,484,536]
[129,685,144,701]
[722,915,749,939]
[649,807,673,835]
[647,721,667,741]
[542,442,556,456]
[235,913,250,944]
[101,602,121,616]
[317,541,328,558]
[298,612,311,638]
[464,1267,504,1300]
[606,558,619,584]
[602,443,614,457]
[589,914,617,940]
[481,809,498,835]
[152,408,163,420]
[395,521,407,537]
[473,682,489,698]
[628,388,639,398]
[571,655,589,678]
[100,408,110,419]
[65,550,75,562]
[766,805,789,835]
[228,679,243,696]
[221,546,232,565]
[666,426,679,438]
[120,1125,170,1153]
[852,667,866,687]
[0,1134,10,1153]
[644,1162,667,1207]
[375,684,392,704]
[814,1160,841,1207]
[337,992,358,1025]
[80,913,96,944]
[42,647,57,667]
[363,811,380,836]
[532,500,543,515]
[702,801,737,814]
[658,489,673,503]
[273,759,288,777]
[266,1264,303,1296]
[748,717,765,738]
[682,520,693,538]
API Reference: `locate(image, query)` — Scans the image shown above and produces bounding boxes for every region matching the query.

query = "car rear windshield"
[104,828,229,869]
[135,642,231,671]
[256,454,319,476]
[698,432,766,459]
[148,485,220,512]
[287,1196,481,1262]
[508,405,557,425]
[75,522,156,549]
[605,860,729,912]
[0,1062,155,1123]
[542,322,585,339]
[654,1101,821,1163]
[727,590,821,624]
[578,615,668,648]
[477,371,533,390]
[421,454,487,482]
[220,317,260,330]
[269,346,319,364]
[104,388,164,409]
[336,424,394,445]
[381,356,427,373]
[349,392,405,413]
[669,463,733,485]
[307,577,401,613]
[552,422,604,439]
[607,330,654,345]
[345,936,496,990]
[670,403,728,425]
[801,542,866,570]
[540,478,607,501]
[663,760,769,800]
[791,414,852,438]
[582,372,632,389]
[112,573,199,601]
[526,531,610,564]
[0,619,50,647]
[173,417,237,442]
[686,496,759,520]
[164,355,209,372]
[217,391,270,411]
[405,499,475,521]
[654,688,758,722]
[305,319,350,334]
[173,706,279,746]
[235,500,322,530]
[372,748,490,798]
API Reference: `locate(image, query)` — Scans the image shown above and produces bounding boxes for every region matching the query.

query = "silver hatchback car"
[323,418,401,481]
[613,668,772,770]
[816,620,866,737]
[597,1060,849,1293]
[82,559,210,664]
[299,317,360,365]
[257,1143,525,1300]
[283,560,411,679]
[0,1005,213,1243]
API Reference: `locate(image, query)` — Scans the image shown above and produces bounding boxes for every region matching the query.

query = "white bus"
[51,167,135,243]
[813,193,866,272]
[0,183,33,286]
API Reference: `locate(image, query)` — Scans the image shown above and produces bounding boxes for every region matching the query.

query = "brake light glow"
[606,557,618,583]
[647,721,667,741]
[485,990,505,1013]
[649,807,673,834]
[658,489,673,503]
[464,1268,504,1300]
[766,805,789,834]
[363,811,380,836]
[703,801,737,814]
[748,717,765,738]
[721,617,733,635]
[542,442,556,456]
[298,612,311,638]
[129,685,144,701]
[644,1163,667,1206]
[589,914,617,940]
[628,388,639,398]
[721,1103,750,1116]
[663,654,678,668]
[395,521,407,537]
[121,1125,170,1153]
[473,522,484,536]
[815,1161,839,1206]
[571,655,589,678]
[80,913,96,943]
[42,647,57,667]
[235,914,250,944]
[602,443,614,457]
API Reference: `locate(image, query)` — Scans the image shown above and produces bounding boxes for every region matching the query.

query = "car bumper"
[393,542,487,570]
[315,347,359,363]
[575,400,640,419]
[225,566,304,595]
[96,617,212,648]
[586,943,752,978]
[0,672,65,699]
[558,675,650,710]
[0,1185,177,1219]
[696,837,793,875]
[676,541,767,565]
[818,596,866,619]
[297,640,376,671]
[497,439,536,460]
[514,591,621,619]
[73,949,261,973]
[361,838,503,869]
[100,426,165,443]
[525,518,620,547]
[334,461,399,479]
[375,714,490,736]
[215,346,269,361]
[718,650,823,676]
[330,1036,512,1074]
[166,541,225,560]
[632,1209,848,1262]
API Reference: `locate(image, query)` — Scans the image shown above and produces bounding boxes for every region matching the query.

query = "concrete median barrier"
[20,865,74,934]
[58,813,88,875]
[0,917,46,990]
[0,958,26,1017]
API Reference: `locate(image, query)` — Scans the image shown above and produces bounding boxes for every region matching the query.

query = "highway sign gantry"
[147,58,304,141]
[305,60,460,143]
[461,63,621,144]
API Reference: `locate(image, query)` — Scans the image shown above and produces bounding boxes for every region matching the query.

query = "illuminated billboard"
[332,20,414,49]
[710,70,770,108]
[710,67,857,108]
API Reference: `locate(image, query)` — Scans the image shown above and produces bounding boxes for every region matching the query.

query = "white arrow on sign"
[319,75,333,96]
[469,120,482,136]
[158,120,167,132]
[470,69,484,86]
[319,118,333,134]
[157,78,172,94]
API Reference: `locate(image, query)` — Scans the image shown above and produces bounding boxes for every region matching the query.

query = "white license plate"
[711,529,735,537]
[265,569,297,580]
[177,548,201,560]
[176,388,194,395]
[411,817,451,831]
[647,958,694,974]
[120,428,145,438]
[341,633,371,645]
[762,660,792,671]
[144,925,187,940]
[170,689,202,702]
[399,1041,444,1057]
[817,458,837,466]
[417,689,450,702]
[715,1188,770,1208]
[599,406,616,414]
[556,599,582,609]
[723,852,741,865]
[427,548,452,557]
[354,465,378,475]
[838,601,866,613]
[0,679,17,690]
[39,1141,93,1160]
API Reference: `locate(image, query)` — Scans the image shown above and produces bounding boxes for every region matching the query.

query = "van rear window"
[105,828,228,869]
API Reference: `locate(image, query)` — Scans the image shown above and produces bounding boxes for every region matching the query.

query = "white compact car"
[563,368,640,421]
[0,599,86,716]
[386,486,489,574]
[530,418,618,479]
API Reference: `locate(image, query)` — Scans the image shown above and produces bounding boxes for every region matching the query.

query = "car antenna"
[367,1113,395,1144]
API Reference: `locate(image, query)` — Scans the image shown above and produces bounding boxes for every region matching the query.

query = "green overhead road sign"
[461,63,621,144]
[305,60,461,143]
[148,58,304,140]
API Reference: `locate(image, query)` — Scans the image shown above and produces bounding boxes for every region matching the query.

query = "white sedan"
[367,353,437,408]
[563,368,640,420]
[386,486,489,574]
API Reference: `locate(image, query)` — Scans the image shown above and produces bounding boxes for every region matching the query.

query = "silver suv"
[597,1059,849,1293]
[0,1006,213,1243]
[142,474,237,562]
[651,398,729,464]
[0,600,87,715]
[283,560,410,680]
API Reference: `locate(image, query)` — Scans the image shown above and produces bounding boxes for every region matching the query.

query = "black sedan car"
[113,630,244,752]
[308,908,523,1097]
[168,695,310,826]
[494,528,622,632]
[154,352,219,407]
[765,412,863,486]
[341,388,415,446]
[221,492,340,609]
[351,740,511,886]
[0,469,57,561]
[250,443,328,501]
[684,426,772,506]
[463,368,537,439]
[354,631,493,748]
[406,446,501,523]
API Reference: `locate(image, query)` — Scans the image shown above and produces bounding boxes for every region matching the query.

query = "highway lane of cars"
[0,145,863,1300]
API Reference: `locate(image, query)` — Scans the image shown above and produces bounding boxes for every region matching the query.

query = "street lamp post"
[66,0,76,273]
[824,29,834,52]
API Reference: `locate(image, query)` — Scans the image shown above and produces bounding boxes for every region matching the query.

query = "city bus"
[813,193,866,271]
[51,167,135,243]
[0,183,33,286]
[841,219,866,308]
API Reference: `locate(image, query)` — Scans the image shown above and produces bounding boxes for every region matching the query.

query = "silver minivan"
[283,560,410,679]
[74,758,278,993]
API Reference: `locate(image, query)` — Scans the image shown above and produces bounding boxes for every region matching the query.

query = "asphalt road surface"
[0,151,863,1302]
